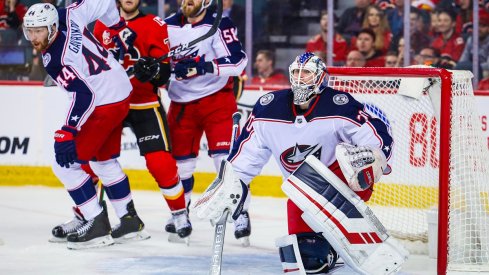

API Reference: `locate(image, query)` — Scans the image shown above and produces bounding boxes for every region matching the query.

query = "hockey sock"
[182,175,194,206]
[145,151,185,211]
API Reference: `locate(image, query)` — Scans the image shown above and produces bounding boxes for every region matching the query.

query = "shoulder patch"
[42,53,51,67]
[259,93,274,105]
[333,94,349,105]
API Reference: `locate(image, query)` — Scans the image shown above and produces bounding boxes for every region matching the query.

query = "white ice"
[0,186,437,275]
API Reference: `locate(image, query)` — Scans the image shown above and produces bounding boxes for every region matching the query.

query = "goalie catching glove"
[193,160,248,224]
[335,143,388,191]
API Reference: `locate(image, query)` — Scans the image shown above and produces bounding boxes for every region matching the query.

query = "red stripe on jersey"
[288,178,381,245]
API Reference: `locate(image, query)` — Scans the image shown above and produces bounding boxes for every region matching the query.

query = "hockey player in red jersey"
[92,0,191,241]
[23,1,148,249]
[133,0,249,242]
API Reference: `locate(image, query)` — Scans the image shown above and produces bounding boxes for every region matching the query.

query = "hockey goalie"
[194,52,409,274]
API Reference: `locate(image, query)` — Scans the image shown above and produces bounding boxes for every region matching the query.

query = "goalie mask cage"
[326,67,489,274]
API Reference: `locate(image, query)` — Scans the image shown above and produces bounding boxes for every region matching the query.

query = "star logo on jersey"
[70,115,80,122]
[224,57,231,63]
[280,144,322,173]
[383,146,390,152]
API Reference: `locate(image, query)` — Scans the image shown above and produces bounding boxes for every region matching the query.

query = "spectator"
[0,0,27,43]
[356,28,384,67]
[409,7,432,54]
[430,9,465,62]
[222,0,245,45]
[385,0,405,38]
[250,50,288,85]
[337,0,370,39]
[345,50,366,67]
[384,51,398,67]
[430,8,440,36]
[360,5,392,54]
[305,10,348,65]
[415,47,441,66]
[454,0,472,38]
[455,10,489,78]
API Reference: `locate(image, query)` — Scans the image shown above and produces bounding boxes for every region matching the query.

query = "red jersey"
[250,71,289,86]
[430,32,465,62]
[0,3,27,30]
[94,13,170,106]
[305,34,348,63]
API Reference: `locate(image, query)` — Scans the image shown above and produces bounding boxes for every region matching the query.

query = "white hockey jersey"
[165,11,248,103]
[228,89,394,184]
[42,0,131,129]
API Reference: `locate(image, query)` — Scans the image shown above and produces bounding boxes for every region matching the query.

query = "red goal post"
[325,67,489,274]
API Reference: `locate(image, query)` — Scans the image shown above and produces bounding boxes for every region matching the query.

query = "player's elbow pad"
[335,143,387,191]
[150,62,171,87]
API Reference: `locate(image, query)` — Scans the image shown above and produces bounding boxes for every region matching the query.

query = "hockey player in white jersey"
[133,0,249,242]
[23,1,149,249]
[195,52,408,274]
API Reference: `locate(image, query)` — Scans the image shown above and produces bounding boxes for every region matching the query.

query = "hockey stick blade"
[210,209,229,275]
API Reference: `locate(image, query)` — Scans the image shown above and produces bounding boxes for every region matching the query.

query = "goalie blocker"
[278,156,408,275]
[193,160,248,224]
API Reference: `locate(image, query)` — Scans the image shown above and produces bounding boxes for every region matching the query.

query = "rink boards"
[1,83,489,205]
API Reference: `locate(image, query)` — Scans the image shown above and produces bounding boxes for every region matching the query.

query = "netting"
[327,68,489,272]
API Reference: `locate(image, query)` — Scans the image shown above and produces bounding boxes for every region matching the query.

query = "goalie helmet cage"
[325,67,489,274]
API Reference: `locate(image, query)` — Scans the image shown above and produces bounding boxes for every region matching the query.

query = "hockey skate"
[234,211,251,247]
[167,209,192,245]
[111,200,150,244]
[49,206,87,243]
[165,198,190,235]
[66,205,114,250]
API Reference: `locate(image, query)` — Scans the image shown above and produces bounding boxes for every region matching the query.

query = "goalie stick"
[209,111,242,275]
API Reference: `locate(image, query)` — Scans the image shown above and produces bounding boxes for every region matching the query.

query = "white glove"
[193,160,248,224]
[335,143,387,191]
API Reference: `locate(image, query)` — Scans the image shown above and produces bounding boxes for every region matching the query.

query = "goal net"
[326,67,489,274]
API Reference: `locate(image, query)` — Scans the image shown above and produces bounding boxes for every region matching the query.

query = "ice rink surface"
[0,186,438,275]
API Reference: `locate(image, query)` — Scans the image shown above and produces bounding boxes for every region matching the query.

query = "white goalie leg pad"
[282,156,409,275]
[193,160,248,223]
[275,235,306,275]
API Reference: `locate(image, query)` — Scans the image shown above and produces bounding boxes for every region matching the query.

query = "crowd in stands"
[2,0,489,89]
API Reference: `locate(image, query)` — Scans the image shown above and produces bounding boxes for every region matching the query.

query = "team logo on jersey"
[280,144,322,173]
[259,93,274,106]
[42,53,51,67]
[102,30,112,45]
[333,94,349,105]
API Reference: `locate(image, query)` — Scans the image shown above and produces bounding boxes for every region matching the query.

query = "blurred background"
[1,0,489,89]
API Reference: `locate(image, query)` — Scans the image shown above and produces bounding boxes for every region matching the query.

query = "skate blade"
[48,236,67,243]
[239,236,250,247]
[168,233,190,246]
[67,235,114,250]
[113,230,151,244]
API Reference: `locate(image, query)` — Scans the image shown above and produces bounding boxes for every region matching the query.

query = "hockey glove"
[174,55,214,80]
[134,57,171,86]
[54,126,78,168]
[335,143,387,191]
[110,18,136,63]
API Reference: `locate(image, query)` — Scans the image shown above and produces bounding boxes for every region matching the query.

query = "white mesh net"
[327,68,489,272]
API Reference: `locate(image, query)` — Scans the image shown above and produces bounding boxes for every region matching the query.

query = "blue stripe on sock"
[68,177,96,205]
[105,176,130,200]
